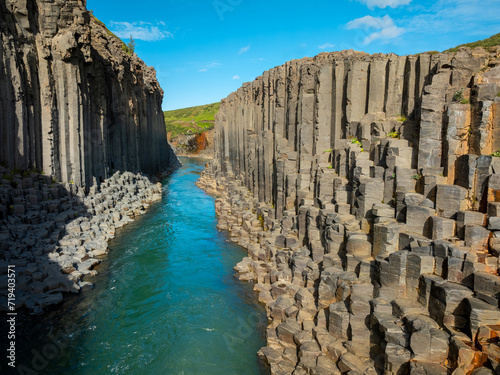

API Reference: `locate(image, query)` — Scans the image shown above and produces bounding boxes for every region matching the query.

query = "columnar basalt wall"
[0,0,179,187]
[201,47,500,374]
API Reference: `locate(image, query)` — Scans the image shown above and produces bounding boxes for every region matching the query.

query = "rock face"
[0,0,179,187]
[169,129,215,158]
[199,47,500,374]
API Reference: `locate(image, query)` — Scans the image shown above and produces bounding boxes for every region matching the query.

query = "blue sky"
[87,0,500,111]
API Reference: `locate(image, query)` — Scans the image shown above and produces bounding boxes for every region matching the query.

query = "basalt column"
[0,0,179,187]
[207,47,500,375]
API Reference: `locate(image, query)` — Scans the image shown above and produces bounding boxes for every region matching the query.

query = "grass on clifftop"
[164,102,220,137]
[90,14,133,55]
[445,32,500,52]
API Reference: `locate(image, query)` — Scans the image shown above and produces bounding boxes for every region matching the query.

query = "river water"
[13,158,267,375]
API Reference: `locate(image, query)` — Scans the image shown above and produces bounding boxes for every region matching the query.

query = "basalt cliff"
[0,0,179,313]
[0,0,179,186]
[198,46,500,374]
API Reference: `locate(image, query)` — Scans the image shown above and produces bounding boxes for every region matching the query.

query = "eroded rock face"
[0,0,180,187]
[199,47,500,374]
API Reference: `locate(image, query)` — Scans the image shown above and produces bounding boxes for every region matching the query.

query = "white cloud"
[346,15,405,44]
[201,62,222,69]
[199,69,208,72]
[238,45,250,54]
[233,75,240,80]
[109,21,173,41]
[249,58,265,63]
[357,0,412,9]
[405,0,500,36]
[319,43,335,50]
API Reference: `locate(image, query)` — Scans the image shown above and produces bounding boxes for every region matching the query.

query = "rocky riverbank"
[199,47,500,375]
[0,168,166,314]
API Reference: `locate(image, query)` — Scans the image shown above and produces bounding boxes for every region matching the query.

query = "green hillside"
[164,102,220,137]
[445,32,500,52]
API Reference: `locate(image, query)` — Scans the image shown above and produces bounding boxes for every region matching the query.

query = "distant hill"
[445,32,500,52]
[164,102,220,137]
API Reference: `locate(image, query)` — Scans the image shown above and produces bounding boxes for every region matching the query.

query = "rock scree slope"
[0,0,179,187]
[198,46,500,374]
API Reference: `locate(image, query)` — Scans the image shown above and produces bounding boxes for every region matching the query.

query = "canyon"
[197,47,500,374]
[3,0,500,374]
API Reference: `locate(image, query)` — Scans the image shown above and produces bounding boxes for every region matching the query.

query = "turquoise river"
[13,158,268,375]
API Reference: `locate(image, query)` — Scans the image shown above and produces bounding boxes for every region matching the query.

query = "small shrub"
[497,92,500,97]
[351,138,362,146]
[397,115,407,122]
[122,44,132,55]
[412,174,421,180]
[460,99,470,105]
[324,149,332,153]
[127,35,136,54]
[327,165,333,169]
[257,214,264,229]
[453,89,464,102]
[492,149,500,157]
[388,131,400,139]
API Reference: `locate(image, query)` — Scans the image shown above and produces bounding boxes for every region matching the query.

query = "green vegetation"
[497,92,500,98]
[387,131,400,139]
[453,89,466,103]
[453,89,464,102]
[127,36,136,55]
[445,32,500,53]
[492,149,500,157]
[453,89,470,105]
[164,102,220,137]
[90,14,131,54]
[397,115,407,122]
[257,214,265,229]
[324,149,332,153]
[327,165,333,169]
[351,138,361,145]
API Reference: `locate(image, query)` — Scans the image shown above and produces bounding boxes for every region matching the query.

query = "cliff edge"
[0,0,180,187]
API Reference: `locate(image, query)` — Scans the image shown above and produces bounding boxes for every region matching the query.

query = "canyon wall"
[0,0,179,187]
[202,47,500,374]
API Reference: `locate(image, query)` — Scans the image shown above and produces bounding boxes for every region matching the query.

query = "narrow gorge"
[3,0,500,374]
[197,47,500,374]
